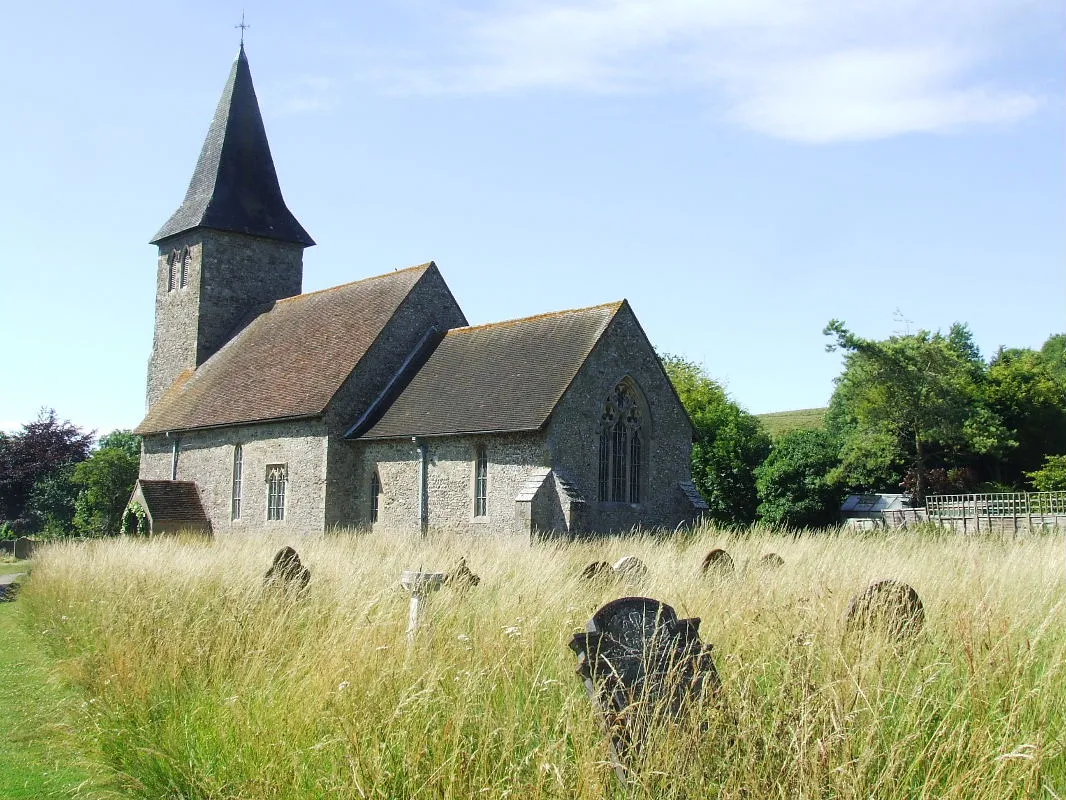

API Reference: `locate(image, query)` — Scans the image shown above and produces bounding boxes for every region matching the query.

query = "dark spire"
[151,46,314,246]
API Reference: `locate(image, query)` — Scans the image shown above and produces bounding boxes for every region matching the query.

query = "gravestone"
[845,579,925,640]
[0,573,25,602]
[400,569,446,642]
[568,596,721,781]
[13,537,34,561]
[580,561,614,582]
[613,556,648,583]
[445,557,480,588]
[759,553,785,569]
[701,548,734,576]
[263,546,310,593]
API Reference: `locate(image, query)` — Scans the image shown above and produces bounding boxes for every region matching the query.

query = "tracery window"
[231,445,243,520]
[473,446,488,517]
[266,464,287,521]
[179,246,191,288]
[597,380,645,504]
[370,470,381,524]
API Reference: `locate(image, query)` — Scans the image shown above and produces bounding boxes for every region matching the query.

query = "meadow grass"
[756,407,826,438]
[18,527,1066,799]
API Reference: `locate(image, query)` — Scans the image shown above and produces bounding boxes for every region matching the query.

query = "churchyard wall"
[546,303,698,533]
[140,419,328,532]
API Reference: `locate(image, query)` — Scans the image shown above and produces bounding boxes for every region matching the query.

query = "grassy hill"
[756,407,827,438]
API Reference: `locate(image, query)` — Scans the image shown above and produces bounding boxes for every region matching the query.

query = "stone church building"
[130,46,707,537]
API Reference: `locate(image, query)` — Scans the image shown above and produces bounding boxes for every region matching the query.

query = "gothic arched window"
[598,380,646,504]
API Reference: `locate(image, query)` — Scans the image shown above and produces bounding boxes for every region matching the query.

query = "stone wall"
[545,302,697,532]
[345,433,550,535]
[147,229,305,407]
[140,418,328,532]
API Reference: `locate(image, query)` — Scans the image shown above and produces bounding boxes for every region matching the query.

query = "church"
[129,46,708,537]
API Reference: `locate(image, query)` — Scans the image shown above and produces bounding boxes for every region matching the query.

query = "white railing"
[926,492,1066,529]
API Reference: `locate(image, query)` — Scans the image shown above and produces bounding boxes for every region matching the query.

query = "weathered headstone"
[0,573,25,603]
[263,546,311,593]
[701,548,734,576]
[613,556,648,583]
[580,560,614,582]
[444,557,480,588]
[568,596,721,781]
[759,553,785,569]
[13,537,34,561]
[845,579,925,640]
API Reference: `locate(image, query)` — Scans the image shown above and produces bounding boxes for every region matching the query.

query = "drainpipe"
[414,437,428,536]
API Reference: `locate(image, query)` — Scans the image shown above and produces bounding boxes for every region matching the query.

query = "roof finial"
[235,11,249,47]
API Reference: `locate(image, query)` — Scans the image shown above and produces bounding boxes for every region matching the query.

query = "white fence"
[925,492,1066,533]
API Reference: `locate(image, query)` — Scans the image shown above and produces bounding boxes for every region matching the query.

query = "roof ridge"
[447,300,623,335]
[274,262,434,305]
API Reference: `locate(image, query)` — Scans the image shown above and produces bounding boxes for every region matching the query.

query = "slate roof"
[136,480,210,525]
[151,45,314,246]
[136,264,434,434]
[356,301,623,439]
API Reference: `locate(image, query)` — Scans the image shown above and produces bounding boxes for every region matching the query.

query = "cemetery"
[7,526,1062,798]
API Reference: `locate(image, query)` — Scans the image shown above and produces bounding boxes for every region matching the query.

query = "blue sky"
[1,0,1063,437]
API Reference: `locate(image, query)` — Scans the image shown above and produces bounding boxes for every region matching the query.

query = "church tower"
[146,44,314,408]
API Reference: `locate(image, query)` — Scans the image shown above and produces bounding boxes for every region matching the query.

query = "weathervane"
[235,11,250,46]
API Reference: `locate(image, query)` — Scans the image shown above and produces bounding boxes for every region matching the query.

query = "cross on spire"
[235,11,249,46]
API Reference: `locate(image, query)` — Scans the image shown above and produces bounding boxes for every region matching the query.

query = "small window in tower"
[180,247,192,288]
[266,464,287,521]
[473,446,488,517]
[370,470,381,524]
[169,250,181,292]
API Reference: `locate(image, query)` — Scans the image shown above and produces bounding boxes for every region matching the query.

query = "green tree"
[823,321,1010,502]
[72,436,141,537]
[1040,333,1066,384]
[984,347,1066,485]
[1027,455,1066,492]
[662,355,771,525]
[0,409,93,528]
[25,464,79,537]
[755,429,843,529]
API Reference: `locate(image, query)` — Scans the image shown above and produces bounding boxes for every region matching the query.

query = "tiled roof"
[137,480,209,524]
[356,301,623,439]
[136,264,433,434]
[151,45,314,246]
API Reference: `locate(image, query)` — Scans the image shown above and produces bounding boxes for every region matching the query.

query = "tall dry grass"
[19,527,1066,799]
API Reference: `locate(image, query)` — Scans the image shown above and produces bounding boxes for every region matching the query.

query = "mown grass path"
[0,563,101,799]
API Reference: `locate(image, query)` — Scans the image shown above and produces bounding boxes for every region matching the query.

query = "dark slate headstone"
[568,596,721,780]
[264,547,310,593]
[580,560,614,582]
[13,537,34,560]
[759,553,785,569]
[701,548,734,576]
[445,557,480,588]
[845,579,925,640]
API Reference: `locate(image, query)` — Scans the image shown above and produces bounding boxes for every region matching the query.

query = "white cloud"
[358,0,1057,142]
